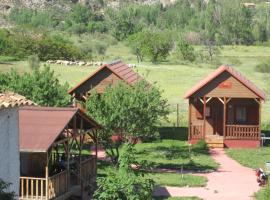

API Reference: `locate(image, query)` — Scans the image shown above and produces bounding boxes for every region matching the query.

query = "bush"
[177,39,196,62]
[158,127,188,140]
[28,55,40,71]
[255,62,270,73]
[0,179,16,200]
[93,144,154,200]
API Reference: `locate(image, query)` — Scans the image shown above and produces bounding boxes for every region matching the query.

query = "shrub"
[255,62,270,73]
[177,39,196,62]
[28,55,40,71]
[93,144,155,200]
[0,179,16,200]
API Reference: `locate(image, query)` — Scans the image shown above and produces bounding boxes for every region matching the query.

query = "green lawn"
[97,140,213,188]
[146,172,207,187]
[226,147,270,169]
[1,45,270,127]
[135,140,218,171]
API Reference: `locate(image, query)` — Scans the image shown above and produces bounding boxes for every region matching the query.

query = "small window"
[236,106,247,123]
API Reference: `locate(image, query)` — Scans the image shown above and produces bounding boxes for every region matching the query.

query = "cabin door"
[212,105,223,136]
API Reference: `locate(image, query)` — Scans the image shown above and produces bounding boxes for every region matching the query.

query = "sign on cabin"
[218,81,232,89]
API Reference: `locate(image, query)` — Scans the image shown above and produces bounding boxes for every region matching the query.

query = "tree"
[0,66,70,107]
[86,81,169,163]
[93,144,154,200]
[70,4,93,25]
[128,29,173,63]
[0,179,16,200]
[177,39,196,62]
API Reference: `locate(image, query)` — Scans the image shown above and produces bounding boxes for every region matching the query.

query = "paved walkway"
[154,149,260,200]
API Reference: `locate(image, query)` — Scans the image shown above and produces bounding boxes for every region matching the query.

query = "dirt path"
[153,149,260,200]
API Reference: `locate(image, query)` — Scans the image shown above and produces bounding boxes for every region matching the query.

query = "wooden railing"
[80,156,97,188]
[190,124,203,140]
[225,125,260,140]
[19,177,46,200]
[48,170,68,199]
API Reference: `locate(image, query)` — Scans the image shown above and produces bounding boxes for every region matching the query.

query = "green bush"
[28,55,40,71]
[9,8,59,28]
[177,39,196,62]
[255,62,270,73]
[0,179,15,200]
[158,127,188,140]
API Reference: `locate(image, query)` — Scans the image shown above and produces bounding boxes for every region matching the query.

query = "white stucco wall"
[0,108,20,196]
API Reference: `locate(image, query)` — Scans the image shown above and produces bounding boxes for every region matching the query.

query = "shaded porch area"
[189,97,261,148]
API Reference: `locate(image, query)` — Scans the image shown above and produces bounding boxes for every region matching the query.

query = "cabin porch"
[189,97,261,148]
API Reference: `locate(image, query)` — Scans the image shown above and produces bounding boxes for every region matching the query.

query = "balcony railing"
[225,125,260,140]
[19,177,46,200]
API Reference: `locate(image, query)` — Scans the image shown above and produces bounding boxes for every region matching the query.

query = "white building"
[0,92,35,196]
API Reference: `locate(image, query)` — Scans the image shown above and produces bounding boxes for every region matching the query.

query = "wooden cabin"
[184,65,266,148]
[68,60,142,110]
[19,106,101,200]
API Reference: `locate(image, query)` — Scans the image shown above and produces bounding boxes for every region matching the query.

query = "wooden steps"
[205,135,224,148]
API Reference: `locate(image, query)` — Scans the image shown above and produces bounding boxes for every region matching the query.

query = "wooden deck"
[205,135,224,148]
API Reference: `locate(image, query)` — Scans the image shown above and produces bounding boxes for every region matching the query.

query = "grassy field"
[226,147,270,169]
[1,45,270,127]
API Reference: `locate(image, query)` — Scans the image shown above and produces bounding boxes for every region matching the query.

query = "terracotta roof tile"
[0,92,36,109]
[184,65,267,100]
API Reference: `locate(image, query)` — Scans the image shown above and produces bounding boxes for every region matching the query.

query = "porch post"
[188,99,191,140]
[203,96,206,138]
[45,152,49,200]
[67,128,70,191]
[259,99,261,140]
[223,97,227,139]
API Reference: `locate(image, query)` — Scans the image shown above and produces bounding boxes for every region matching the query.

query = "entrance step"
[205,135,224,148]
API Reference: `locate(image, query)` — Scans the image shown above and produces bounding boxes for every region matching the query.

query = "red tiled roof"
[68,60,142,94]
[0,92,35,109]
[19,106,100,152]
[184,65,267,100]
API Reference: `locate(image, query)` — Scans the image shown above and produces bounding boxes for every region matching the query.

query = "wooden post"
[223,97,227,139]
[203,96,206,139]
[176,103,179,127]
[45,153,49,200]
[188,99,191,140]
[259,99,261,140]
[79,117,83,198]
[67,128,70,191]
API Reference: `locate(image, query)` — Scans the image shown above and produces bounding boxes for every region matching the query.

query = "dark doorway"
[212,102,223,136]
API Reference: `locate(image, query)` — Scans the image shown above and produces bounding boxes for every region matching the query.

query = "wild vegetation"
[1,0,270,62]
[0,179,15,200]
